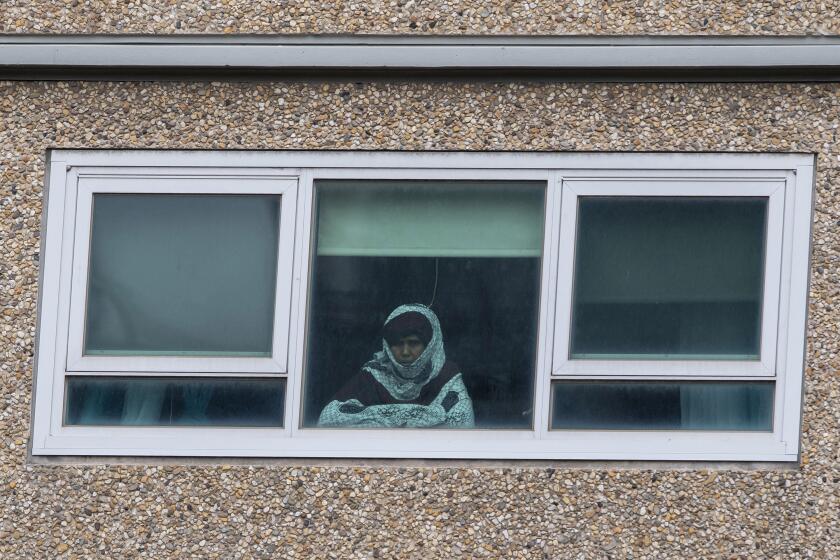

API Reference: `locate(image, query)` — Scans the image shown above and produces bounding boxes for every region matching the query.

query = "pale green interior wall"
[316,180,545,257]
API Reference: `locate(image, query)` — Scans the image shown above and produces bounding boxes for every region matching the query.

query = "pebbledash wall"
[1,5,840,560]
[2,1,840,35]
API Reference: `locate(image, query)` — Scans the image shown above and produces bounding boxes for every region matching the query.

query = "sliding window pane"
[551,381,773,431]
[84,194,280,357]
[571,197,767,359]
[65,377,285,426]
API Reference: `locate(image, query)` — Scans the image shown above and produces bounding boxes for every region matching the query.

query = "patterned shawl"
[362,303,446,401]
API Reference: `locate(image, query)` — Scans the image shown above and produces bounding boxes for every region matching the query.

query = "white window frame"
[552,176,786,378]
[31,150,814,461]
[65,168,299,374]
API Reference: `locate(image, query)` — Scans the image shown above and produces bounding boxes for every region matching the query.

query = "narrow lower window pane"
[84,194,280,357]
[571,197,767,360]
[65,377,285,426]
[550,381,773,431]
[304,180,545,429]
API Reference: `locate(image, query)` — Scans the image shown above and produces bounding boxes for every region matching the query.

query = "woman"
[317,304,475,428]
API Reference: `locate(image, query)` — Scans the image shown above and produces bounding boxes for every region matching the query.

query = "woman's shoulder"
[420,360,462,397]
[333,368,385,404]
[438,360,461,382]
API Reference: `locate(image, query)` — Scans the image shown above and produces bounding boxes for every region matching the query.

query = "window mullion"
[286,168,315,437]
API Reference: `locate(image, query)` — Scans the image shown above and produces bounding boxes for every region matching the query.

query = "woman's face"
[389,334,426,365]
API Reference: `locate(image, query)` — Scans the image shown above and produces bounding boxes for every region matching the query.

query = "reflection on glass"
[304,180,545,429]
[65,377,285,426]
[84,194,280,357]
[551,381,773,431]
[571,197,767,360]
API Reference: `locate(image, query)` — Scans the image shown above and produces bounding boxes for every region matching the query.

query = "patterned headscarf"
[362,304,446,400]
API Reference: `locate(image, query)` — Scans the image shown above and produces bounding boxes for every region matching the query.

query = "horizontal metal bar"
[50,150,815,170]
[1,34,840,75]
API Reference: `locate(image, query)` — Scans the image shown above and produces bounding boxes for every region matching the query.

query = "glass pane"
[65,377,285,426]
[303,180,545,429]
[84,194,280,357]
[571,197,767,360]
[551,381,773,431]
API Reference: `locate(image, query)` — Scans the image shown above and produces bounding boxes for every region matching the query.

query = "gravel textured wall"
[1,1,839,35]
[0,80,838,558]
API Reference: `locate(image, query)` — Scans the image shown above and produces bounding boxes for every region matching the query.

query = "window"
[303,180,544,429]
[32,151,813,460]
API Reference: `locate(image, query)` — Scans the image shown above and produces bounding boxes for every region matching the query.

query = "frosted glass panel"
[571,197,767,359]
[551,381,773,431]
[84,194,280,356]
[65,377,285,426]
[316,181,545,257]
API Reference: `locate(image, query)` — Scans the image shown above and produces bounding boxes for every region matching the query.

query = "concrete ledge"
[28,453,801,471]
